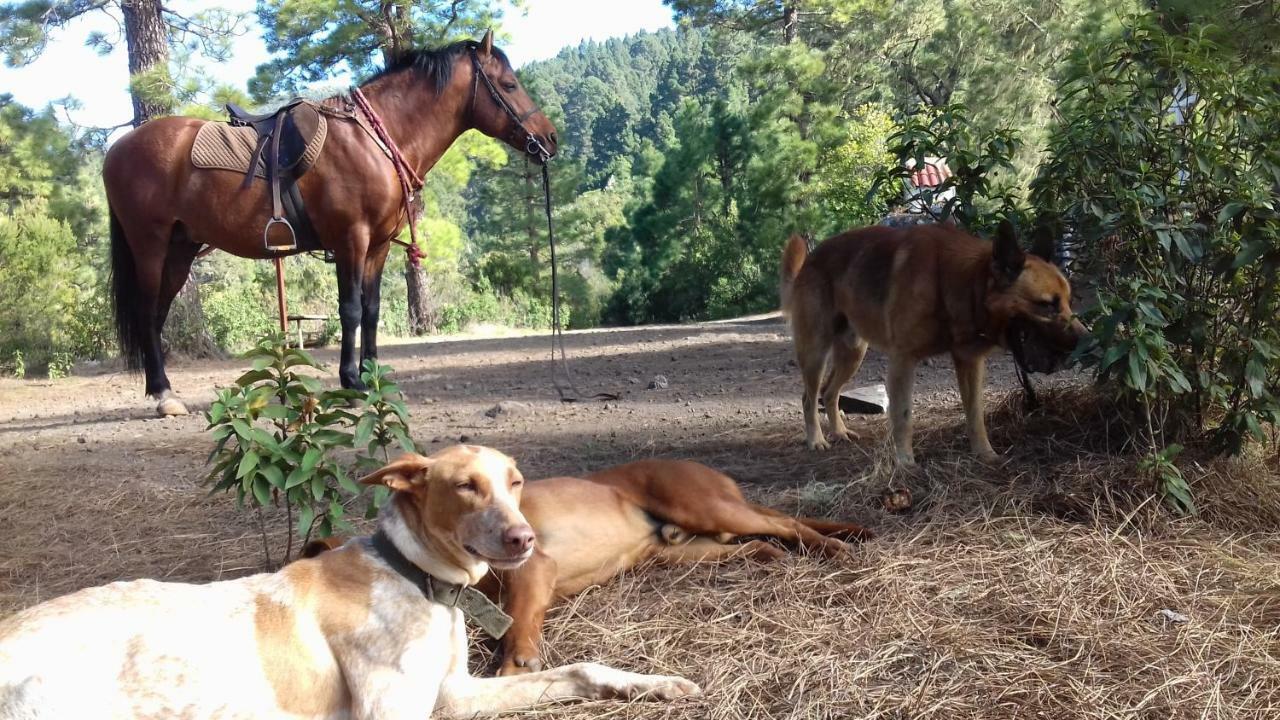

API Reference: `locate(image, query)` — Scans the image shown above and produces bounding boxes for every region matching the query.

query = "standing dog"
[306,458,873,677]
[780,220,1085,464]
[0,445,699,719]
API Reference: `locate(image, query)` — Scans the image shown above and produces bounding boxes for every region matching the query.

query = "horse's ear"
[992,219,1026,285]
[479,29,494,58]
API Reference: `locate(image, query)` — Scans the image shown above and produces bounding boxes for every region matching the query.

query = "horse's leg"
[111,210,187,416]
[360,240,393,370]
[334,239,368,391]
[144,225,204,416]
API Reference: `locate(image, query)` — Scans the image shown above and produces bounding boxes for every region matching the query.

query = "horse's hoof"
[156,396,189,417]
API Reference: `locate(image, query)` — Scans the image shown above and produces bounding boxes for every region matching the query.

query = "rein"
[469,46,614,402]
[350,47,614,402]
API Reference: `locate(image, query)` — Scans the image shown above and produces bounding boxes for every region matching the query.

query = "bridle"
[467,45,615,402]
[469,46,553,164]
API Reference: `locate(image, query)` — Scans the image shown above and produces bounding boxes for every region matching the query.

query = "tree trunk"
[121,0,173,126]
[782,4,797,44]
[122,0,219,357]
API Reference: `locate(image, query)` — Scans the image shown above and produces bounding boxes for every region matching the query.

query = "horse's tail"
[779,233,808,314]
[109,207,146,371]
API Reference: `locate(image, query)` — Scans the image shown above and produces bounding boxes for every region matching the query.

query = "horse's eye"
[502,81,517,91]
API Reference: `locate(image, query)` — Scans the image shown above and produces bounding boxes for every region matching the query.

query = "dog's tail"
[779,233,808,314]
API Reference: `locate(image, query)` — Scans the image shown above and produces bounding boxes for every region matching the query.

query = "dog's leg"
[653,535,787,563]
[495,549,558,677]
[799,343,832,450]
[954,354,999,463]
[436,663,700,717]
[749,504,875,542]
[886,355,918,466]
[821,336,868,443]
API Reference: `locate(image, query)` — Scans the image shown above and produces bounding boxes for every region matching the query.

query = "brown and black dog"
[780,220,1085,464]
[305,457,873,676]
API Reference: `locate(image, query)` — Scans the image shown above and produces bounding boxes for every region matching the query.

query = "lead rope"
[541,162,617,403]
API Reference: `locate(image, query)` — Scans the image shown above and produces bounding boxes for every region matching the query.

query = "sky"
[0,0,674,130]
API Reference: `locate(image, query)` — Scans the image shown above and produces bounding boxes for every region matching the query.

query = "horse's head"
[467,30,558,163]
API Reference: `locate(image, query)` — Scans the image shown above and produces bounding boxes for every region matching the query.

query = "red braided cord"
[352,87,423,257]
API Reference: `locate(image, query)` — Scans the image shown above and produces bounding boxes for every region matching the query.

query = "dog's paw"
[496,656,541,676]
[975,450,1005,466]
[575,664,702,702]
[807,436,831,451]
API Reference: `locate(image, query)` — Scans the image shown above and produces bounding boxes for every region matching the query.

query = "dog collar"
[369,530,513,639]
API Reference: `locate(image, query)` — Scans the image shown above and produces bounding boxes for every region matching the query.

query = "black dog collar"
[369,530,512,639]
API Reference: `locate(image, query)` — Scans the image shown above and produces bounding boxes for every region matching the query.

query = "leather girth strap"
[228,100,322,253]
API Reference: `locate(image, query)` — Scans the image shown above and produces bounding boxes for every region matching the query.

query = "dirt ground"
[2,315,1277,719]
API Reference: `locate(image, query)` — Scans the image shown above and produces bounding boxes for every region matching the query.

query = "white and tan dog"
[0,445,700,719]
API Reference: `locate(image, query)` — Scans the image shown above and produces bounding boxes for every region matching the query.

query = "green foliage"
[874,103,1024,230]
[204,337,416,565]
[250,0,514,101]
[1140,443,1194,515]
[1032,15,1280,458]
[7,349,23,379]
[0,198,109,373]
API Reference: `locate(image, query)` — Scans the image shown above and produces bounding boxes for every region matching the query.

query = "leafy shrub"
[1031,15,1280,491]
[205,337,414,567]
[873,102,1024,232]
[0,199,109,374]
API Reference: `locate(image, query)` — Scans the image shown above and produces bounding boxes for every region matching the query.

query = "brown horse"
[103,32,557,416]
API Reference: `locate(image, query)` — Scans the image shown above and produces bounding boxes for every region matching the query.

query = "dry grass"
[3,383,1280,719]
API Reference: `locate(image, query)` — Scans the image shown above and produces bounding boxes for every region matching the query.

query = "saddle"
[226,100,324,253]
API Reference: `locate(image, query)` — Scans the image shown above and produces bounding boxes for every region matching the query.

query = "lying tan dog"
[780,220,1086,464]
[0,445,699,719]
[307,458,873,677]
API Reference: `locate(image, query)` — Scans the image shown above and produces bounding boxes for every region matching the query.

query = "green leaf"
[335,466,359,494]
[1127,351,1148,392]
[231,419,252,440]
[236,449,260,479]
[285,465,310,489]
[353,414,377,449]
[260,463,285,490]
[311,474,326,501]
[252,476,271,506]
[391,424,416,452]
[236,368,274,387]
[301,447,322,473]
[249,428,280,451]
[1233,240,1268,269]
[1246,355,1267,398]
[298,503,316,539]
[258,404,292,421]
[1216,202,1245,225]
[298,375,324,394]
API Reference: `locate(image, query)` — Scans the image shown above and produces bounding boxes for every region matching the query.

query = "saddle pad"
[190,109,328,179]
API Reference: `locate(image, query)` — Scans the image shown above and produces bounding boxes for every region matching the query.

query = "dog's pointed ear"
[1030,223,1056,262]
[479,29,494,58]
[359,453,434,492]
[992,219,1026,284]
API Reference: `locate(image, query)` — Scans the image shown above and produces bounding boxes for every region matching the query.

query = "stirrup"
[264,216,297,253]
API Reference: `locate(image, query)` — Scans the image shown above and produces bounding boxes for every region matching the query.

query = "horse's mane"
[369,40,511,95]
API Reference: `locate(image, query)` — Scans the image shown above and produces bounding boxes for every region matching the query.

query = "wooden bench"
[286,314,330,348]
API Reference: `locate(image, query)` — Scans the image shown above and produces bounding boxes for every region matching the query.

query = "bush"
[0,199,110,374]
[1031,16,1280,508]
[205,338,414,567]
[1032,17,1280,446]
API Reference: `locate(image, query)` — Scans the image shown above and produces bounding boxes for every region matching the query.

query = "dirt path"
[2,317,1276,719]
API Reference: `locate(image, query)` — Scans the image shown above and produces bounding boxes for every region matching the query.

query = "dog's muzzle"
[1008,316,1087,374]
